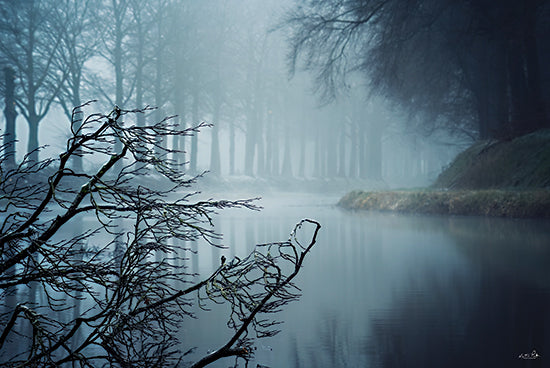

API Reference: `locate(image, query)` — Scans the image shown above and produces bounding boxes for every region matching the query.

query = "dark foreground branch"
[190,219,321,368]
[0,103,319,368]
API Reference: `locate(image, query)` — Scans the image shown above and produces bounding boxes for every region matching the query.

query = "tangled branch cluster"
[0,103,320,367]
[191,219,320,368]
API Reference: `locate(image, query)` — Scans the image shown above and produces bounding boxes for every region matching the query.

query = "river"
[182,192,550,367]
[2,192,549,367]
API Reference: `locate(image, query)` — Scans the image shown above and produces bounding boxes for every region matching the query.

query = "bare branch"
[0,103,319,367]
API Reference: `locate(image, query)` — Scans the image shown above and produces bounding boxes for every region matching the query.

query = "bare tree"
[0,102,320,367]
[53,0,99,119]
[53,0,101,172]
[2,67,17,170]
[0,0,67,163]
[93,0,135,108]
[286,0,550,140]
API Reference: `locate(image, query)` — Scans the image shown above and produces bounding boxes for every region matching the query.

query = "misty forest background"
[1,0,550,190]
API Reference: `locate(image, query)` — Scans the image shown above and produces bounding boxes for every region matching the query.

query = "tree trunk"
[281,128,293,177]
[71,87,83,172]
[367,122,382,180]
[326,122,337,177]
[229,121,235,175]
[134,7,145,128]
[171,72,186,165]
[172,38,186,165]
[358,123,367,179]
[190,85,199,173]
[271,124,279,176]
[265,111,273,176]
[298,118,306,177]
[348,121,358,178]
[113,1,125,173]
[209,94,221,175]
[313,125,321,178]
[255,101,265,177]
[244,112,256,177]
[472,40,507,139]
[507,38,529,136]
[3,67,17,169]
[114,7,124,108]
[154,47,164,157]
[27,116,39,164]
[337,121,346,177]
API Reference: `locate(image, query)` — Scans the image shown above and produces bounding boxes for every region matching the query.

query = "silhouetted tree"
[92,0,135,108]
[287,0,550,140]
[53,0,100,171]
[0,0,67,162]
[0,102,320,367]
[2,67,16,169]
[128,0,153,129]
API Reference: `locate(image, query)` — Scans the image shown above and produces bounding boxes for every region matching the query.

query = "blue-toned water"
[183,193,550,368]
[2,192,549,367]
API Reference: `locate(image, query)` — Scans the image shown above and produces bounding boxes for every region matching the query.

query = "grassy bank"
[339,129,550,218]
[338,189,550,218]
[432,130,550,189]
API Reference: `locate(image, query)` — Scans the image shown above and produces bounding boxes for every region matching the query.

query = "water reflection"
[185,194,550,367]
[3,193,549,367]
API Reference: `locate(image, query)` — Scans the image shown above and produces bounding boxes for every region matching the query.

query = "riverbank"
[338,189,550,218]
[339,129,550,218]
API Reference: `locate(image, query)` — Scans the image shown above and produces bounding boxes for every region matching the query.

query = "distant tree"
[128,0,150,130]
[2,67,17,169]
[0,0,67,163]
[457,0,549,137]
[166,1,191,166]
[53,0,99,119]
[238,5,271,177]
[53,0,101,171]
[147,0,173,156]
[207,1,230,177]
[0,102,320,367]
[165,0,226,174]
[92,0,134,109]
[90,0,138,172]
[178,1,212,174]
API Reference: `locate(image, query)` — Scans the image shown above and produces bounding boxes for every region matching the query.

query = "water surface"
[184,193,550,368]
[3,192,548,367]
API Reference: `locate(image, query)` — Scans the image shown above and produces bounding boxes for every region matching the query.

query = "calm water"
[3,192,549,367]
[182,192,550,368]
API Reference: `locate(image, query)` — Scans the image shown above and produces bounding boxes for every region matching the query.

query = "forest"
[0,0,493,190]
[1,0,550,367]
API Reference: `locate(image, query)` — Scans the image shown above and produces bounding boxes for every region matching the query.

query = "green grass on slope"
[433,129,550,189]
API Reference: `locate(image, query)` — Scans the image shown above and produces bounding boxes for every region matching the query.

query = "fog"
[4,0,467,193]
[3,1,550,366]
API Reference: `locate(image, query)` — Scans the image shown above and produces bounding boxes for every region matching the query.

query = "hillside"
[432,129,550,189]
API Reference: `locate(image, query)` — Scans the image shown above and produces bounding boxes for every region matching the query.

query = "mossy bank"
[339,129,550,218]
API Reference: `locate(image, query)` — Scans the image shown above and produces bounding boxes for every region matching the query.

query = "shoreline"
[338,189,550,219]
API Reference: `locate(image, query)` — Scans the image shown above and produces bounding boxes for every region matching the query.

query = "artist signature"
[518,349,541,360]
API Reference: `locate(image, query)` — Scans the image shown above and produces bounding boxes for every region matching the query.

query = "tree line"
[1,0,450,184]
[0,0,301,177]
[287,0,550,141]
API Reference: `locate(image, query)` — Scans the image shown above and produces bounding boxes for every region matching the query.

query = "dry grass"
[338,189,550,218]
